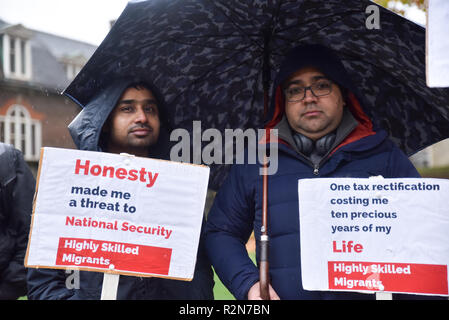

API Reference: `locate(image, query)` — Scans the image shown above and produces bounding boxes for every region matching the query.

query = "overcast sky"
[0,0,426,46]
[0,0,131,45]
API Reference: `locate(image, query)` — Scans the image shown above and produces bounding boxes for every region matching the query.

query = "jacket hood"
[67,78,171,159]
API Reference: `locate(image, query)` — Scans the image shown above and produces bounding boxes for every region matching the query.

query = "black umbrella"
[64,0,449,299]
[65,0,449,189]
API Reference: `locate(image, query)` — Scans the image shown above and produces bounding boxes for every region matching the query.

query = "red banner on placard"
[56,237,172,275]
[328,261,448,295]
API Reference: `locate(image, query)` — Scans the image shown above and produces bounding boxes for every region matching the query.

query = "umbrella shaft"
[260,160,270,300]
[262,26,271,117]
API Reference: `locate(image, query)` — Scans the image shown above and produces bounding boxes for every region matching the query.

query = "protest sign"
[426,0,449,87]
[25,147,210,281]
[299,177,449,296]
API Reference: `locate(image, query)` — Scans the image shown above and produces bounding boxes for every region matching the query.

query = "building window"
[0,122,4,142]
[65,62,82,81]
[9,37,16,73]
[0,104,41,161]
[20,39,26,75]
[2,33,31,80]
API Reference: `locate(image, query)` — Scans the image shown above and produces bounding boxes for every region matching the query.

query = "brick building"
[0,18,97,174]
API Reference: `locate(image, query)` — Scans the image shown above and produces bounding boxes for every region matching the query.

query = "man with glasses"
[205,44,421,300]
[282,67,345,171]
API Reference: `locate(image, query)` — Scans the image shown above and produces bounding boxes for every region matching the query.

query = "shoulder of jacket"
[0,143,19,186]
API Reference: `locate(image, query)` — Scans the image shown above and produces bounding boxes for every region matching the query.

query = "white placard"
[426,0,449,87]
[299,177,449,296]
[25,147,210,280]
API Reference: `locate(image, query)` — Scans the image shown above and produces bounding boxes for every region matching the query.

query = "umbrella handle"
[259,236,270,300]
[259,157,270,300]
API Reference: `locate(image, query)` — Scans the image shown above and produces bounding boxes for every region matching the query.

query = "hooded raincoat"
[205,45,422,300]
[27,79,214,300]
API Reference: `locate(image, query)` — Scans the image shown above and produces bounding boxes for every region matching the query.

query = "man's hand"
[247,282,280,300]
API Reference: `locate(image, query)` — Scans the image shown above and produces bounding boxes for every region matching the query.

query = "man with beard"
[27,80,214,300]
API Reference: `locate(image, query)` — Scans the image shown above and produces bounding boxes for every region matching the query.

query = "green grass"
[417,165,449,179]
[213,269,235,300]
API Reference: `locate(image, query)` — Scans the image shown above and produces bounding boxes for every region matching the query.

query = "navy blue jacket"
[205,128,419,300]
[27,79,214,300]
[205,44,421,299]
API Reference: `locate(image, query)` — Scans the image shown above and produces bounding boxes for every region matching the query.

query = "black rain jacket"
[0,143,35,299]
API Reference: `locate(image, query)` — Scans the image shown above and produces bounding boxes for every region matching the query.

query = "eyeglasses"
[284,79,333,102]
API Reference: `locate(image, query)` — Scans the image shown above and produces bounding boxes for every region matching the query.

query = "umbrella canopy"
[64,0,449,190]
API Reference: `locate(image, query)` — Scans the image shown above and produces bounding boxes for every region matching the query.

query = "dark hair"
[128,81,154,94]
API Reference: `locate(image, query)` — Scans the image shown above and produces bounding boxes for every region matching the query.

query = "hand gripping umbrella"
[64,0,449,299]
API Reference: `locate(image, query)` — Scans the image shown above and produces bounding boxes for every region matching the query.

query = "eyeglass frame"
[283,78,334,102]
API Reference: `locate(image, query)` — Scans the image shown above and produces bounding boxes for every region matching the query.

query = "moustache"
[304,102,320,109]
[128,124,152,132]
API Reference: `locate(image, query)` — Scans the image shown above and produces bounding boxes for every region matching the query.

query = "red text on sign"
[333,240,363,253]
[74,159,159,188]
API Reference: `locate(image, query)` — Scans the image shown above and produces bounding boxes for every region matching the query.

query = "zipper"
[293,154,322,176]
